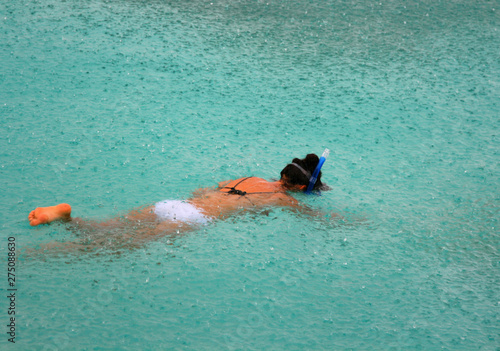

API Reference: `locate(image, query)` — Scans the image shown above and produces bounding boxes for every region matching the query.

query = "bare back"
[188,177,299,219]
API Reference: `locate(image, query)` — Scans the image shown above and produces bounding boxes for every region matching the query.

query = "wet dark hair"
[280,153,323,191]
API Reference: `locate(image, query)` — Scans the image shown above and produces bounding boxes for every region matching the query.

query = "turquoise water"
[1,0,499,349]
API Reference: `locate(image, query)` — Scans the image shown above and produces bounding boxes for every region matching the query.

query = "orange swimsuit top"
[219,177,280,196]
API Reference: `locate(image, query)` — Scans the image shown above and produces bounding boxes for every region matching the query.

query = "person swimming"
[27,153,332,251]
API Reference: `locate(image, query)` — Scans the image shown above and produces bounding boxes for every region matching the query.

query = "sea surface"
[1,0,499,349]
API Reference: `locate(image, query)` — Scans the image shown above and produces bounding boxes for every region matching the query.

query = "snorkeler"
[28,152,332,249]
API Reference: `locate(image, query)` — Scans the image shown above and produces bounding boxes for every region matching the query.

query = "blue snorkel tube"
[305,148,330,194]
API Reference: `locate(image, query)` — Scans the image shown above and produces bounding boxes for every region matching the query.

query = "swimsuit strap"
[222,177,253,196]
[291,162,311,179]
[221,177,278,196]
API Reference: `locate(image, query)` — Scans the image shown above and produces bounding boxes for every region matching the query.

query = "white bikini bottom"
[154,200,210,224]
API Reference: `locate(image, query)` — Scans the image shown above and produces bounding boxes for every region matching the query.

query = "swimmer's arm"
[274,194,341,221]
[290,202,338,219]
